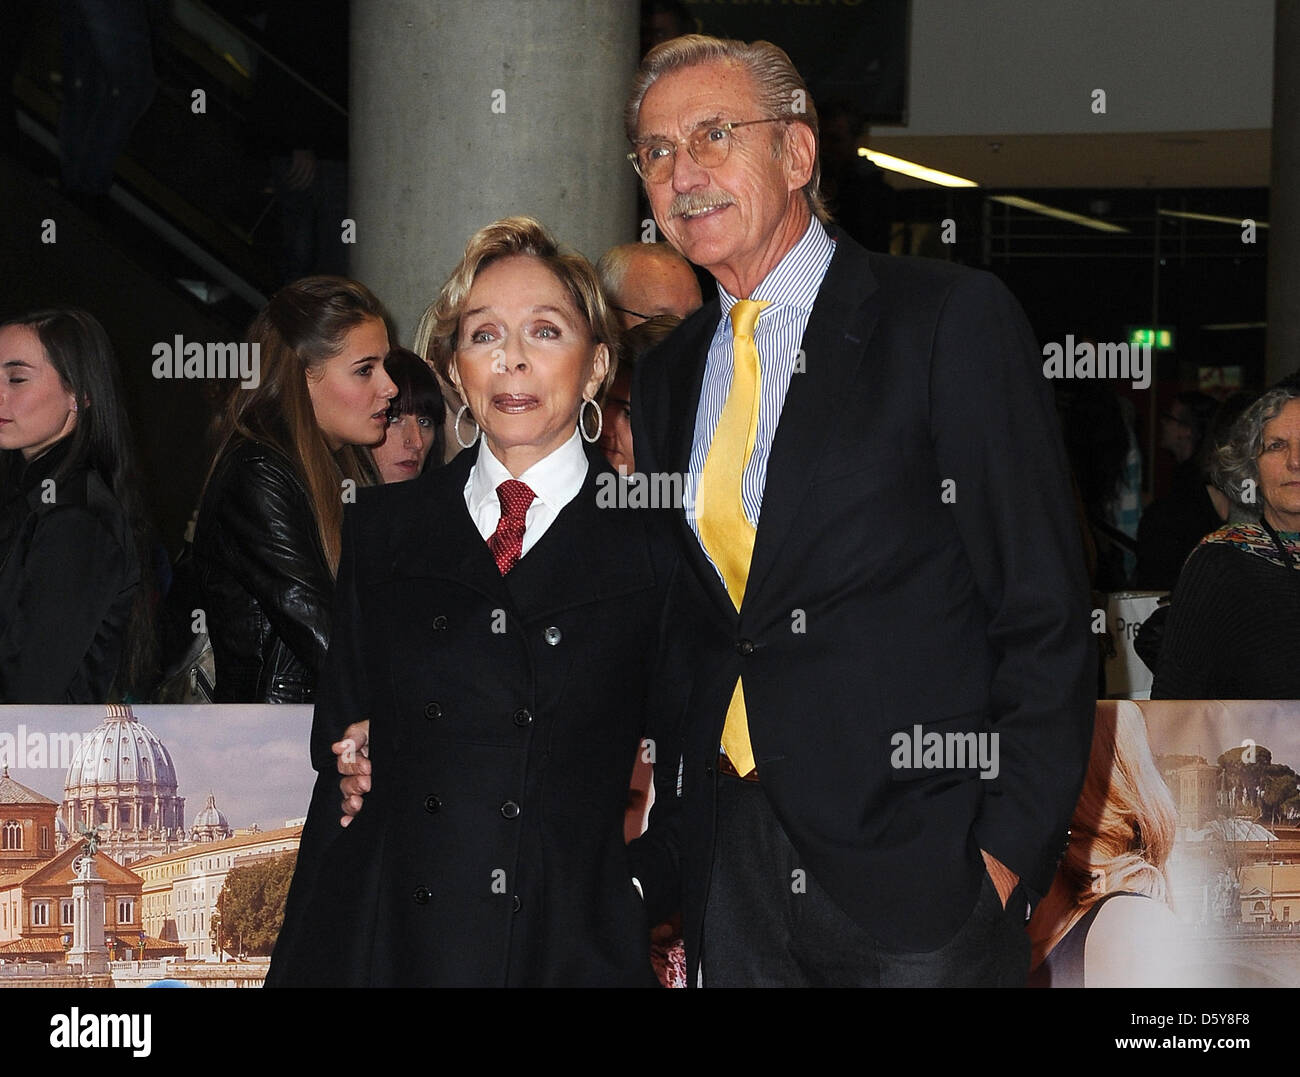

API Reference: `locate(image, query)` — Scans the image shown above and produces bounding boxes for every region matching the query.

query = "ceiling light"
[987,194,1129,234]
[857,148,978,188]
[1158,209,1268,228]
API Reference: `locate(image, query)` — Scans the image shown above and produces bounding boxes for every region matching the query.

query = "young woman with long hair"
[193,276,396,703]
[0,308,155,701]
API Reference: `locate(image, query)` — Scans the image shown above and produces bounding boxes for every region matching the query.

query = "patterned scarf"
[1199,522,1300,570]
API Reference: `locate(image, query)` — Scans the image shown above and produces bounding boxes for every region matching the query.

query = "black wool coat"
[267,443,687,987]
[0,439,139,702]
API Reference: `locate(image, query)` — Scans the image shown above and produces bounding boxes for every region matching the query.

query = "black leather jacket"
[193,438,333,703]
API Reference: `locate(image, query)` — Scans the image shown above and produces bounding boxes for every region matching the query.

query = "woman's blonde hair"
[208,276,386,575]
[1028,701,1178,966]
[413,216,619,408]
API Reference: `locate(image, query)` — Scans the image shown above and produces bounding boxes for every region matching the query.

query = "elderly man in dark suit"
[622,35,1095,987]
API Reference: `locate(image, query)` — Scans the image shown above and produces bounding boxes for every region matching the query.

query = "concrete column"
[350,0,640,341]
[1268,0,1300,384]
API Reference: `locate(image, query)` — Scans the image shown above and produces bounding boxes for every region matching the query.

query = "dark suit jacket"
[267,443,686,987]
[629,229,1096,969]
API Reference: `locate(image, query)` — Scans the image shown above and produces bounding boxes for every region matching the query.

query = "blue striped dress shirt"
[686,217,836,569]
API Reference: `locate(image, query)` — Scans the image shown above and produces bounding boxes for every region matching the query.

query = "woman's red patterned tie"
[488,479,536,574]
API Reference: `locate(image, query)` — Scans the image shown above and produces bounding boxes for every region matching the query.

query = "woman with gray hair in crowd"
[1152,383,1300,699]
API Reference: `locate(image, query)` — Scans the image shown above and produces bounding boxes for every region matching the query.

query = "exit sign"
[1128,327,1174,350]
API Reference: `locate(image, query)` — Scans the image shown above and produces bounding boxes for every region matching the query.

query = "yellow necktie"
[696,299,768,777]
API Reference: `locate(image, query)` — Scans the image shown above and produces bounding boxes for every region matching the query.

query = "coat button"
[512,707,533,727]
[512,894,522,913]
[432,615,448,631]
[413,886,430,905]
[424,701,442,720]
[736,638,755,656]
[424,794,441,814]
[500,800,521,819]
[543,626,561,646]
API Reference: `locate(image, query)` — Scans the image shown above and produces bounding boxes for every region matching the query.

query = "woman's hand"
[333,720,371,827]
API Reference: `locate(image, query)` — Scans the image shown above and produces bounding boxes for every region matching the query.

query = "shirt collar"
[469,427,588,514]
[716,216,835,319]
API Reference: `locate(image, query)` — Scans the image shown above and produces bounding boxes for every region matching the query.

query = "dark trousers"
[701,774,1030,987]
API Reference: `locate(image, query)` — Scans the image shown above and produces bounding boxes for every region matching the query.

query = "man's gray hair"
[624,34,829,224]
[1212,384,1300,516]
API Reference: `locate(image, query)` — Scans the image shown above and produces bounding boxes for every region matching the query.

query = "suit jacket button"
[544,626,562,646]
[500,800,521,819]
[413,886,431,905]
[432,615,448,631]
[512,708,533,727]
[512,894,522,913]
[424,794,441,814]
[424,701,443,720]
[736,638,755,656]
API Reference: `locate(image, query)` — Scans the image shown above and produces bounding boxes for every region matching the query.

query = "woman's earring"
[454,404,481,449]
[579,397,602,444]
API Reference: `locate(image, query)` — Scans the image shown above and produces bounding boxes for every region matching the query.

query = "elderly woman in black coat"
[267,218,684,987]
[1152,383,1300,699]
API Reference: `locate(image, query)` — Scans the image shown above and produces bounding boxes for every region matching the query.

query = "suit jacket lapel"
[397,446,657,620]
[393,445,513,611]
[664,300,719,479]
[657,300,739,624]
[505,445,656,620]
[743,235,881,606]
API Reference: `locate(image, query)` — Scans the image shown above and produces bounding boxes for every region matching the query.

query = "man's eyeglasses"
[627,117,788,183]
[612,304,652,322]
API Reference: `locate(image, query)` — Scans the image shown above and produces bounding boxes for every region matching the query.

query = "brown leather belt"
[718,754,759,782]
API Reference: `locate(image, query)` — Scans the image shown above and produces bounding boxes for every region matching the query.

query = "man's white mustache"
[669,193,735,218]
